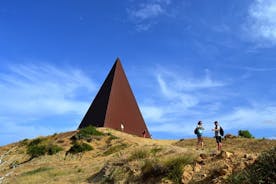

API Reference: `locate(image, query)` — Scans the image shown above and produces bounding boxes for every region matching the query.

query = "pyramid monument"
[79,58,151,138]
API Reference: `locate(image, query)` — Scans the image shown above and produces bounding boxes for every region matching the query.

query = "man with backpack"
[212,121,224,151]
[195,121,204,150]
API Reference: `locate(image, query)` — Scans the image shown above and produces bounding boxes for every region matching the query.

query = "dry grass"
[0,129,275,184]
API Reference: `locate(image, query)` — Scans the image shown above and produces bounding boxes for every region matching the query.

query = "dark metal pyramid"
[78,58,150,138]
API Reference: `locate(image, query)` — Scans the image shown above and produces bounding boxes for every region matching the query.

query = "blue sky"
[1,0,276,145]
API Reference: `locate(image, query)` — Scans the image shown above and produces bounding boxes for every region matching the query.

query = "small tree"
[238,130,254,138]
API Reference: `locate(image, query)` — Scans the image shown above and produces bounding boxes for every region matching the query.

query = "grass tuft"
[129,149,149,160]
[67,142,93,154]
[22,167,52,176]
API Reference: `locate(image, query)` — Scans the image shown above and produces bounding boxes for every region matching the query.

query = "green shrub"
[227,147,276,184]
[67,142,93,154]
[129,149,149,160]
[26,137,63,158]
[28,138,43,146]
[72,126,104,140]
[47,144,63,155]
[165,155,193,184]
[19,138,29,146]
[107,132,118,140]
[27,145,47,158]
[238,130,254,138]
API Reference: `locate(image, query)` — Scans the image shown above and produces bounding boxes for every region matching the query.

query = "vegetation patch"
[103,143,128,156]
[19,138,29,146]
[227,146,276,184]
[26,138,63,158]
[164,155,193,184]
[238,130,254,138]
[106,132,118,140]
[22,167,52,176]
[67,142,93,154]
[150,147,163,156]
[129,149,149,161]
[71,126,104,141]
[140,154,193,183]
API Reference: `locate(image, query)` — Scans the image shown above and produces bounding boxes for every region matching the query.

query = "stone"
[200,153,208,159]
[196,157,205,165]
[182,164,194,184]
[218,168,228,176]
[194,163,201,172]
[219,151,233,159]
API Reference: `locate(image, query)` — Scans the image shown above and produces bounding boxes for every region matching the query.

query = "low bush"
[164,155,193,184]
[67,142,93,154]
[238,130,254,138]
[227,147,276,184]
[140,155,193,183]
[27,145,47,158]
[72,126,104,141]
[26,137,63,158]
[47,144,63,155]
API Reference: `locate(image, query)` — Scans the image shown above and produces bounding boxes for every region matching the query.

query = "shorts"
[197,134,202,138]
[215,136,222,143]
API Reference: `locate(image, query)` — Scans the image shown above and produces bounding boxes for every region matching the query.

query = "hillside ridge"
[0,128,275,184]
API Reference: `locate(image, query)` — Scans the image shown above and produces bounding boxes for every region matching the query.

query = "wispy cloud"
[0,63,96,117]
[245,0,276,46]
[0,63,96,144]
[140,67,227,137]
[140,66,276,138]
[127,0,171,31]
[217,105,276,130]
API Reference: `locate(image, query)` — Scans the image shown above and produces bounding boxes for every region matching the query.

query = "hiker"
[212,121,223,151]
[120,123,124,132]
[142,129,146,138]
[195,121,204,150]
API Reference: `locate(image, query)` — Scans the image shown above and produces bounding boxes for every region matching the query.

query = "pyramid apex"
[115,57,121,62]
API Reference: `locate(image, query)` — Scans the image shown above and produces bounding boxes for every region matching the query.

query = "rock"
[194,163,201,172]
[182,164,194,184]
[161,178,173,184]
[200,153,208,159]
[196,157,205,165]
[218,168,228,176]
[234,162,246,172]
[219,151,233,159]
[224,134,236,139]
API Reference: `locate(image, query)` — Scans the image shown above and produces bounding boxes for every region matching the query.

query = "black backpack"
[220,127,224,136]
[194,127,199,135]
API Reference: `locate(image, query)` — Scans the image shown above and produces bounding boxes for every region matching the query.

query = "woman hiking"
[195,121,204,150]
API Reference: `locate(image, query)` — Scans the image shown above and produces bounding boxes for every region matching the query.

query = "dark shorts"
[197,134,202,138]
[215,136,222,143]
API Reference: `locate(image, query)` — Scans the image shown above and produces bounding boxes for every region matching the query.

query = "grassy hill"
[0,127,275,184]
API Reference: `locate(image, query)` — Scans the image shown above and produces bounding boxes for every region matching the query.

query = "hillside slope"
[0,128,275,184]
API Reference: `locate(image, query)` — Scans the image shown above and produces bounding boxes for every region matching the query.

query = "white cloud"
[0,63,98,145]
[246,0,276,45]
[141,67,226,136]
[0,63,96,118]
[127,0,171,31]
[217,105,276,130]
[130,4,164,20]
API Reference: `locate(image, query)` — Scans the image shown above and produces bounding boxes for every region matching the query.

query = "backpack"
[220,127,224,136]
[194,128,199,135]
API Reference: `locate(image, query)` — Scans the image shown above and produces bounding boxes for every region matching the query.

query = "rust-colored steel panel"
[79,58,151,138]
